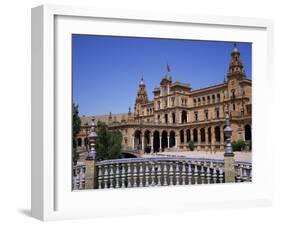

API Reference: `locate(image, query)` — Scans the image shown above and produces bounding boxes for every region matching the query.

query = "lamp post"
[223,113,235,183]
[224,114,233,156]
[87,117,97,160]
[85,117,98,189]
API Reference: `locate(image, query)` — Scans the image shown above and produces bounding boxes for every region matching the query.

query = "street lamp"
[87,117,97,160]
[224,114,233,156]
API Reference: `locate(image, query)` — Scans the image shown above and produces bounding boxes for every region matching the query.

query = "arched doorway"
[153,131,160,152]
[208,127,211,143]
[170,131,176,147]
[180,129,184,144]
[134,130,142,150]
[186,129,191,143]
[161,130,168,151]
[245,124,251,141]
[193,129,198,143]
[144,130,151,153]
[200,128,205,143]
[215,126,221,143]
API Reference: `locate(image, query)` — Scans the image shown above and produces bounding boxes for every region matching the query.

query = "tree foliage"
[95,122,123,161]
[188,140,195,151]
[72,103,81,165]
[232,139,246,151]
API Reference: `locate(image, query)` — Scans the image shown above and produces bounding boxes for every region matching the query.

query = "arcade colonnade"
[132,124,251,153]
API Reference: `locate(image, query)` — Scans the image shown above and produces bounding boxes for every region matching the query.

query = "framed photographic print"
[31,4,274,221]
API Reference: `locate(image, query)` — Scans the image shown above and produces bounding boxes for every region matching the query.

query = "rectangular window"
[205,111,208,120]
[194,112,198,121]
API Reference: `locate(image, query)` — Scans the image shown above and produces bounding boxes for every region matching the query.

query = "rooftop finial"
[140,75,145,85]
[166,64,171,73]
[233,42,238,53]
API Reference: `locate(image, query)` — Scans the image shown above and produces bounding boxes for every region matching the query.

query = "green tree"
[188,140,195,151]
[232,139,246,151]
[95,122,122,160]
[72,103,81,165]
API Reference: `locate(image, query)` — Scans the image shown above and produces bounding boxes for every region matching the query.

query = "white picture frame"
[31,4,274,221]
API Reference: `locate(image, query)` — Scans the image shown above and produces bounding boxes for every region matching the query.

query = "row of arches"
[193,93,221,106]
[134,130,176,153]
[76,137,88,147]
[179,127,223,144]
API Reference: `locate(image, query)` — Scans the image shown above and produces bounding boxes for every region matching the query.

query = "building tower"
[227,43,246,80]
[135,77,148,116]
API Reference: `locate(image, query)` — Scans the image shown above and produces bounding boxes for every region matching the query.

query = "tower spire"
[135,76,148,105]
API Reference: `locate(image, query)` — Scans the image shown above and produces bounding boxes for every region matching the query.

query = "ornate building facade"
[76,44,252,154]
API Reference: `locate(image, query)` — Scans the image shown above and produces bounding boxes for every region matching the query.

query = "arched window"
[212,95,216,103]
[217,93,221,102]
[207,96,210,104]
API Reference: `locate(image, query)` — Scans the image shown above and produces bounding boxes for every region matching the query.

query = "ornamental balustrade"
[72,163,86,190]
[72,156,251,190]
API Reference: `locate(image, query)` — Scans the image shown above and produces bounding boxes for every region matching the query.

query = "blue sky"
[72,35,252,116]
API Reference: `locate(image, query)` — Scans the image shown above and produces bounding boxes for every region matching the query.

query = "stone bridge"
[72,156,252,190]
[121,149,142,158]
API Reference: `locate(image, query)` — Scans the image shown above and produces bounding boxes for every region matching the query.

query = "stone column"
[220,126,224,144]
[211,126,215,153]
[190,129,194,142]
[141,135,144,151]
[175,134,178,148]
[132,135,135,150]
[168,135,170,148]
[159,135,162,150]
[151,135,154,153]
[198,128,201,145]
[205,129,209,144]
